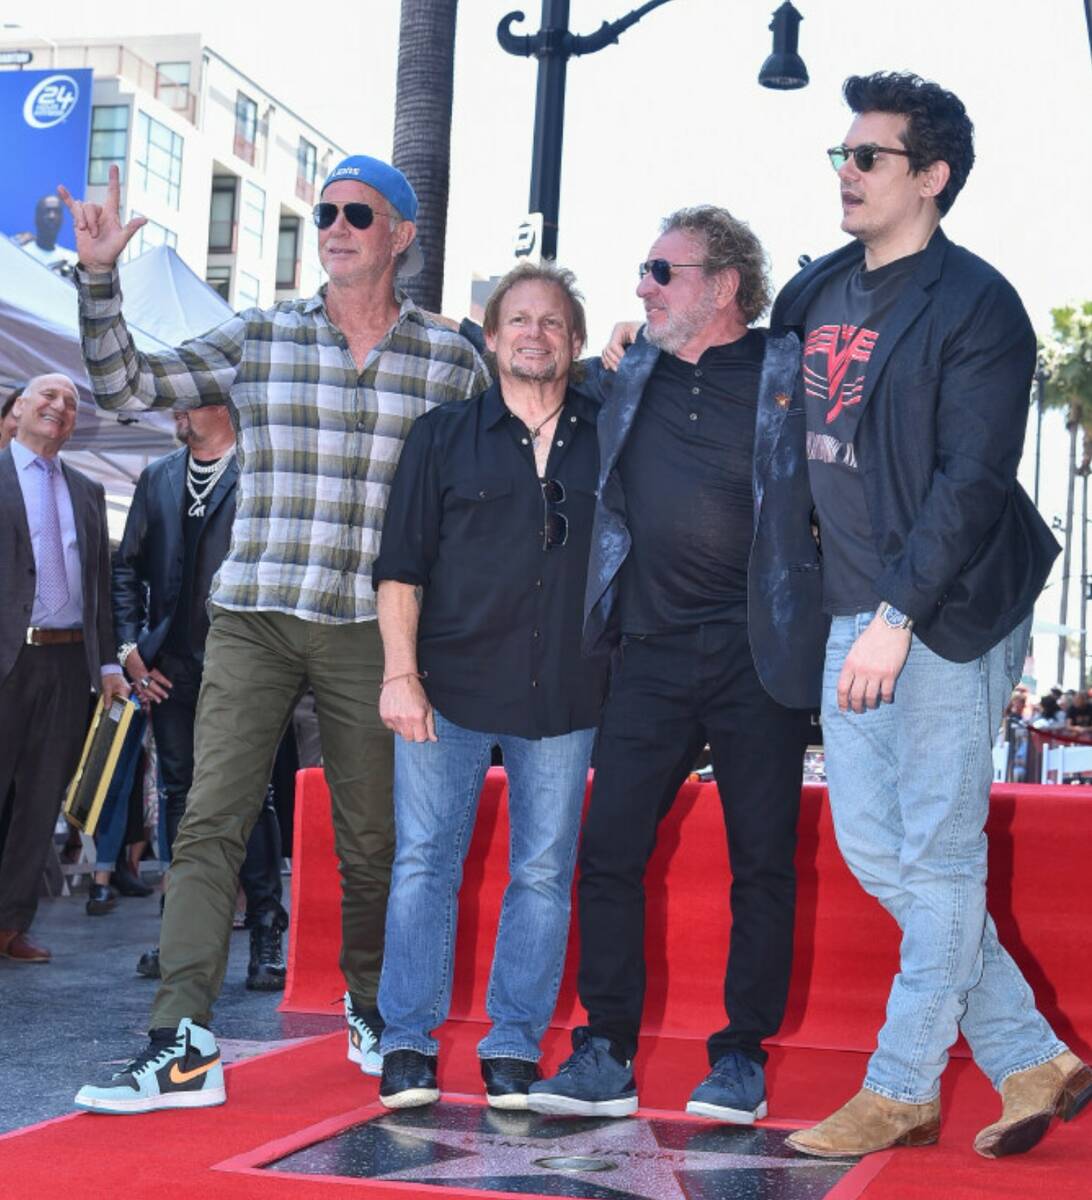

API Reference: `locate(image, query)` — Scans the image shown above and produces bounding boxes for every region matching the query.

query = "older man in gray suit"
[0,373,128,963]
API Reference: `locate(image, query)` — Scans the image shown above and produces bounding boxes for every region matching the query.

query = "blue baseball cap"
[321,154,418,223]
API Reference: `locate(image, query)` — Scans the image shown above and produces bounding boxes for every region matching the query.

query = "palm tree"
[1040,302,1092,686]
[392,0,460,312]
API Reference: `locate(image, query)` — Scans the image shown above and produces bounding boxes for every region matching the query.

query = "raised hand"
[57,164,146,273]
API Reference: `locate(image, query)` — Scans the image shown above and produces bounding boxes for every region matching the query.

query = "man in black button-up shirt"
[372,263,608,1111]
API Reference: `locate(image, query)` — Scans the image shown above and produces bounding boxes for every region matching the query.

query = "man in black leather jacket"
[113,404,288,990]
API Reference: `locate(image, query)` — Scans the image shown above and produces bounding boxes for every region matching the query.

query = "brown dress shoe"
[974,1050,1092,1159]
[0,931,51,962]
[786,1088,940,1158]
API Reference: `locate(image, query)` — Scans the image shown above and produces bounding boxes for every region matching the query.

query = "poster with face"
[0,68,92,271]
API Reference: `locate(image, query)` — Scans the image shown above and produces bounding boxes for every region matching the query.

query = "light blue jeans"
[822,613,1064,1103]
[378,710,595,1062]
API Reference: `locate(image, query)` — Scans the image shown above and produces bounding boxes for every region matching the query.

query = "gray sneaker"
[686,1050,768,1124]
[527,1027,638,1118]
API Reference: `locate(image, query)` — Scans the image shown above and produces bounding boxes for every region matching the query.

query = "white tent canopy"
[1,241,234,534]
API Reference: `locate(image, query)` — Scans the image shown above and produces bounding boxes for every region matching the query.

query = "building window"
[234,92,258,165]
[277,217,300,289]
[134,111,183,209]
[155,61,191,112]
[208,177,237,252]
[240,181,265,259]
[237,270,260,309]
[296,138,317,204]
[89,105,129,185]
[124,214,178,261]
[206,264,231,302]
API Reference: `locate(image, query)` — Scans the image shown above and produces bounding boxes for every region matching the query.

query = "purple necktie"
[34,456,70,615]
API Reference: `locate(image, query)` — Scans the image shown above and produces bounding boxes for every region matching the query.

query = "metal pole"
[1033,364,1046,509]
[1082,471,1089,692]
[528,0,570,261]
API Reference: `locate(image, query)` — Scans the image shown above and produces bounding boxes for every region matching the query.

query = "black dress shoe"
[380,1050,439,1109]
[246,911,287,991]
[136,946,161,978]
[481,1057,540,1110]
[85,884,117,916]
[111,864,153,897]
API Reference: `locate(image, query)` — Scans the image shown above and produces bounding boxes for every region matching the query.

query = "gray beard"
[645,292,719,355]
[509,358,558,382]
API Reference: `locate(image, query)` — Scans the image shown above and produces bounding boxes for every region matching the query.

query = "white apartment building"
[0,32,345,308]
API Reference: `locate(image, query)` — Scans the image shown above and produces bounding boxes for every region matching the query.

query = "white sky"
[7,0,1092,686]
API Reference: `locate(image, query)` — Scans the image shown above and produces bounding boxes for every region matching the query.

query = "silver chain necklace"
[186,448,234,516]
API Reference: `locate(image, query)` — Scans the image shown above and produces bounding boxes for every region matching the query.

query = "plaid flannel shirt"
[76,268,489,623]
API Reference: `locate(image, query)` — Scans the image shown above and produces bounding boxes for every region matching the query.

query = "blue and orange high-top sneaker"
[344,991,383,1076]
[74,1018,226,1113]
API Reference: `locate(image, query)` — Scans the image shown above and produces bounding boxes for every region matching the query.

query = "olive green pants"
[151,607,393,1028]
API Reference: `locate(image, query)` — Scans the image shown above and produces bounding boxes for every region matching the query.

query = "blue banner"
[0,68,92,268]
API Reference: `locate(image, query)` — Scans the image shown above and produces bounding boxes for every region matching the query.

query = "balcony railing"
[233,132,256,166]
[55,44,197,125]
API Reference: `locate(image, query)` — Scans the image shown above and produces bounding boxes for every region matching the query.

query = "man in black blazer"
[112,403,288,989]
[773,72,1086,1162]
[0,373,129,963]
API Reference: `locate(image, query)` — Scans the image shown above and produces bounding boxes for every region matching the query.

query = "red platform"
[2,771,1089,1200]
[283,769,1092,1062]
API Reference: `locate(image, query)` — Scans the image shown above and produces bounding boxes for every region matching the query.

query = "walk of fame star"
[266,1100,859,1199]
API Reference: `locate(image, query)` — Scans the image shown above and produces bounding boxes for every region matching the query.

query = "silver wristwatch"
[876,602,914,632]
[117,641,139,669]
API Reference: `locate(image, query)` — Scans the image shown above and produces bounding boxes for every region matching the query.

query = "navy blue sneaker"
[527,1027,637,1118]
[685,1050,768,1124]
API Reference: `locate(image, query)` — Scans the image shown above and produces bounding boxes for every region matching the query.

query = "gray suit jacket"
[0,445,114,689]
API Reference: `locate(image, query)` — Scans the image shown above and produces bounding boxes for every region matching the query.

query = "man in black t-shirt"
[773,72,1083,1163]
[112,404,289,990]
[529,207,820,1125]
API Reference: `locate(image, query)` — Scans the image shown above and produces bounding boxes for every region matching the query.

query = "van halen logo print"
[803,324,879,424]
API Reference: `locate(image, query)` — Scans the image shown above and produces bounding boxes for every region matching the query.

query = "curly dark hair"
[843,72,975,215]
[661,206,771,323]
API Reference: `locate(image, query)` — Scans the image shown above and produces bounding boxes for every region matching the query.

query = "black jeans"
[577,621,811,1066]
[153,651,284,922]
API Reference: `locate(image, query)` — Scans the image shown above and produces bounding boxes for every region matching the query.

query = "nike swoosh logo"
[169,1055,220,1084]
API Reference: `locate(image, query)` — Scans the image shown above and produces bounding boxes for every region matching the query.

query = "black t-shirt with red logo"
[803,251,924,614]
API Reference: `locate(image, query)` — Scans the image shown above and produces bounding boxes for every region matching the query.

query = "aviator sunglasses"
[638,258,704,286]
[827,143,912,173]
[312,201,392,231]
[541,478,568,551]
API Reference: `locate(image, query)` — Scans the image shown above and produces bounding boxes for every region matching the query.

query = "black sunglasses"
[541,478,568,550]
[827,143,912,173]
[312,201,391,231]
[638,259,704,286]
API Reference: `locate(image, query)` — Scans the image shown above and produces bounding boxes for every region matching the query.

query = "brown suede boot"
[974,1050,1092,1159]
[786,1088,940,1158]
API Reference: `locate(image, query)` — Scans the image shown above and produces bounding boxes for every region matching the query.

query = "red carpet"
[2,770,1089,1199]
[285,770,1092,1060]
[2,1028,1089,1199]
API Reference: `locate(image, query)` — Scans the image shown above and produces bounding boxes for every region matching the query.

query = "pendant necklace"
[522,398,566,443]
[186,448,235,517]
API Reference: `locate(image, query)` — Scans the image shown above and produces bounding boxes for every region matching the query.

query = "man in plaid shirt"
[62,157,488,1114]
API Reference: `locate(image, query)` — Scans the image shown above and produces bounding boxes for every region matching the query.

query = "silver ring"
[139,676,151,688]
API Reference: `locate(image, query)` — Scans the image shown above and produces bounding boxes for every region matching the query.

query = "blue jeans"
[378,711,595,1061]
[822,613,1064,1103]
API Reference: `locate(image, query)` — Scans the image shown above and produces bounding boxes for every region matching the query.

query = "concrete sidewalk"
[0,880,337,1133]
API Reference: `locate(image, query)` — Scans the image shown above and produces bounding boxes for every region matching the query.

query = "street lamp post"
[498,1,807,260]
[497,0,675,261]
